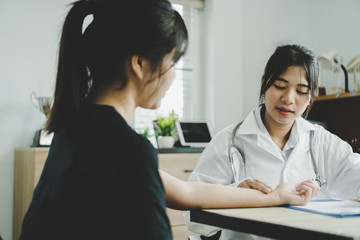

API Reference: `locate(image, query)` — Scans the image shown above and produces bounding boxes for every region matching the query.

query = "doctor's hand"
[238,179,273,194]
[272,180,319,206]
[296,179,320,196]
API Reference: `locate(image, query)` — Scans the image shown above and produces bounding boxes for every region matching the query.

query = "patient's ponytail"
[46,1,97,133]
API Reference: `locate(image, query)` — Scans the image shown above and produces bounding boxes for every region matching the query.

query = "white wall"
[1,0,360,239]
[198,0,244,133]
[200,0,360,132]
[0,1,72,239]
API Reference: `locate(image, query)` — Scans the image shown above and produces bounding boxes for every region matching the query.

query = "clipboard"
[286,199,360,218]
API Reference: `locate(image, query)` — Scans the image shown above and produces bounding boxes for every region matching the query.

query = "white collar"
[239,106,316,134]
[253,106,299,151]
[234,106,317,161]
[238,106,316,152]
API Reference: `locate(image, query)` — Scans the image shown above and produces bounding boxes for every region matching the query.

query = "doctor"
[185,44,360,240]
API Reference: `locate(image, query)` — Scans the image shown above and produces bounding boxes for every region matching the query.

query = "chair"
[188,235,201,240]
[188,231,221,240]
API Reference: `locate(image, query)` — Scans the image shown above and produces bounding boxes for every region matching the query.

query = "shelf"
[315,91,360,101]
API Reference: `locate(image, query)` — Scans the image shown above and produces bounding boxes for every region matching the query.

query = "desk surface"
[190,207,360,240]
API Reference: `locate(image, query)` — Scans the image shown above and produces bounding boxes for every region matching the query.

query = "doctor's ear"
[260,78,268,96]
[307,95,312,105]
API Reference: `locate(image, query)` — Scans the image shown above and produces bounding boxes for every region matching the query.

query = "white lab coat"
[184,107,360,240]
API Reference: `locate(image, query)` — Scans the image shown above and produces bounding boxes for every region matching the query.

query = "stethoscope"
[228,121,328,190]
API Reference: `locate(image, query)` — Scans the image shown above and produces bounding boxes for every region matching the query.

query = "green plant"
[137,128,151,138]
[153,110,179,138]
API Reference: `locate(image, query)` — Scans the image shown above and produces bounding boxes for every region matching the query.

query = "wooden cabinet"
[158,153,200,239]
[13,148,200,240]
[307,92,360,153]
[13,148,49,240]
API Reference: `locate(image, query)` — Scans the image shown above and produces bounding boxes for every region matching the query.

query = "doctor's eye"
[296,86,310,95]
[296,90,309,95]
[273,80,287,90]
[273,85,286,90]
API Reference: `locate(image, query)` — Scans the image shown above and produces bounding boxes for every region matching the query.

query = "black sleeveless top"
[21,104,172,240]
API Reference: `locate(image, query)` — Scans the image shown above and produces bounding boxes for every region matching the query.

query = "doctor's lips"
[276,107,294,116]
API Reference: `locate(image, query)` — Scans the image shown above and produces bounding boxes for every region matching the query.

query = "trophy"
[30,92,54,147]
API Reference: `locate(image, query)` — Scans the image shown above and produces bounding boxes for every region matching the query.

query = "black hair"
[46,0,188,133]
[259,44,319,116]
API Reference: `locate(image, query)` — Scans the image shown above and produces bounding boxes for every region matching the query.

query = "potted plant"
[137,128,151,138]
[153,111,178,148]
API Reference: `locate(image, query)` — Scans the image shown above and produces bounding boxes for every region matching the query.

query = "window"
[132,3,200,138]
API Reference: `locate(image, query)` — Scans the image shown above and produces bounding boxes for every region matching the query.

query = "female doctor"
[185,44,360,240]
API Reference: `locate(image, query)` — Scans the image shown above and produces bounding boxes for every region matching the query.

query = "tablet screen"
[176,121,213,147]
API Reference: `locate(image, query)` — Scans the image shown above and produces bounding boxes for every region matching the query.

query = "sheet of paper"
[287,199,360,217]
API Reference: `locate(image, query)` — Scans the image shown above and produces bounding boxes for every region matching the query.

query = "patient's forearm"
[160,170,281,210]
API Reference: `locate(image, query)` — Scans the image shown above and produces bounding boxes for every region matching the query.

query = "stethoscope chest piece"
[315,174,327,190]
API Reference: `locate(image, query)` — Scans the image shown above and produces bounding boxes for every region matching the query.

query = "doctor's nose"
[280,90,295,104]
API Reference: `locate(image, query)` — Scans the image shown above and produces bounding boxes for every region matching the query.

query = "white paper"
[292,200,360,216]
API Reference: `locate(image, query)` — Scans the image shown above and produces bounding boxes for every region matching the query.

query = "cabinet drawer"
[158,153,200,181]
[171,225,197,240]
[166,208,187,226]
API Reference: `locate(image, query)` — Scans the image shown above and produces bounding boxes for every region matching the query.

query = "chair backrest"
[188,235,201,240]
[188,231,221,240]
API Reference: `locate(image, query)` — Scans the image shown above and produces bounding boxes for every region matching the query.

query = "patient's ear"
[130,55,148,80]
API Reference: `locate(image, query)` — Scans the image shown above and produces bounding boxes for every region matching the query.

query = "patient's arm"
[159,170,319,210]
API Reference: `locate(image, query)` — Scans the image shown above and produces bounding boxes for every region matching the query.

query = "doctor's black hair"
[46,0,188,133]
[259,44,319,116]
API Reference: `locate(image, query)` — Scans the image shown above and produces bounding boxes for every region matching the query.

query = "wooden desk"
[190,207,360,240]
